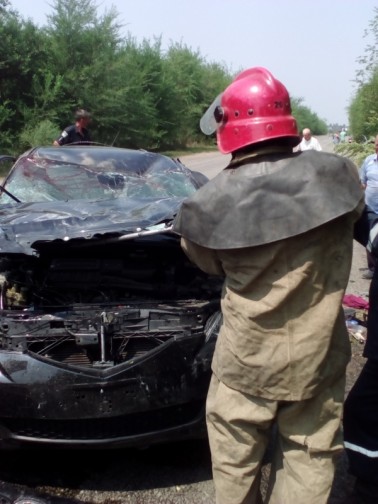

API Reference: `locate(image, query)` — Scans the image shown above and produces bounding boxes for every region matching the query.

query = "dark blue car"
[0,145,221,449]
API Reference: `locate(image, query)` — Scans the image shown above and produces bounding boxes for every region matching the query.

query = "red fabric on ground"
[343,294,369,310]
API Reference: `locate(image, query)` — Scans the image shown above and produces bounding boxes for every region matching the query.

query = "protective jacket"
[173,149,364,401]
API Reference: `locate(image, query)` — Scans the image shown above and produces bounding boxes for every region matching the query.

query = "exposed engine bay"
[0,235,222,368]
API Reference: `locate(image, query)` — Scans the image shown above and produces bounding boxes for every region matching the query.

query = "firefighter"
[173,67,364,504]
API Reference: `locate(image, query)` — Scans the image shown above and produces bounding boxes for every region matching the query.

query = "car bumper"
[0,335,215,449]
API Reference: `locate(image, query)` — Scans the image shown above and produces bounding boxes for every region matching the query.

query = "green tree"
[290,97,328,135]
[355,7,378,87]
[44,0,123,137]
[162,43,231,148]
[2,0,329,152]
[0,7,53,150]
[349,69,378,141]
[348,7,378,140]
[101,36,167,148]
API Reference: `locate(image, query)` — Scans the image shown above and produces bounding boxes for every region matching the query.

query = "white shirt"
[359,153,378,213]
[298,136,322,151]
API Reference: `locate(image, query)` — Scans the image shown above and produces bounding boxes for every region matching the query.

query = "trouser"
[367,249,376,271]
[343,359,378,484]
[206,374,345,504]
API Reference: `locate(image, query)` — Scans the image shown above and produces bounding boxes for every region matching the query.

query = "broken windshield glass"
[0,150,198,203]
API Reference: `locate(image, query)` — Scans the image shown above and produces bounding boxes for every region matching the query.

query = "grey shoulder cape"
[172,150,363,249]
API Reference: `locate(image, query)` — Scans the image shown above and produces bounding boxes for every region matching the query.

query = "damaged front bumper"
[0,303,221,449]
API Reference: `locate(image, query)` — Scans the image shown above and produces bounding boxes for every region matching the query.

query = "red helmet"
[200,67,299,154]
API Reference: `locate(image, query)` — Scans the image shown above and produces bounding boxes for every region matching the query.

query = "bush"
[334,139,374,168]
[19,119,60,151]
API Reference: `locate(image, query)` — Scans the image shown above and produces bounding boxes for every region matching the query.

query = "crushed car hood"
[0,196,181,255]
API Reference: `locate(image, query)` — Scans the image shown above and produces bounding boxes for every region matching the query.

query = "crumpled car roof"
[0,145,204,255]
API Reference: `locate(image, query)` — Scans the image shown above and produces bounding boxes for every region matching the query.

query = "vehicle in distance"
[0,144,222,449]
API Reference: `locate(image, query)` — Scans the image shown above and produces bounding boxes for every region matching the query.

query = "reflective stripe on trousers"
[343,358,378,484]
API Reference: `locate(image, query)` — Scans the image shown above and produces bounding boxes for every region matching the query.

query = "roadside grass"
[334,141,374,167]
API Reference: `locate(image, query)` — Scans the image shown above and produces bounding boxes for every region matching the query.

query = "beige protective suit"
[173,148,365,504]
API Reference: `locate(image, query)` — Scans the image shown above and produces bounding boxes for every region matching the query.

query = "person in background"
[173,67,364,504]
[53,108,92,146]
[359,134,378,279]
[297,127,322,151]
[344,205,378,504]
[340,128,347,143]
[333,132,341,145]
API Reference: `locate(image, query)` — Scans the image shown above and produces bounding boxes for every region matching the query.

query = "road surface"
[181,135,334,178]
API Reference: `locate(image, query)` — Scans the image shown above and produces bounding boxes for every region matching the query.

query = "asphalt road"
[181,134,335,178]
[180,150,231,179]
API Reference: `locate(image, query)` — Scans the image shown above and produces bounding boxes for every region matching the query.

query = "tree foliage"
[290,97,328,135]
[348,7,378,140]
[1,0,326,153]
[349,69,378,141]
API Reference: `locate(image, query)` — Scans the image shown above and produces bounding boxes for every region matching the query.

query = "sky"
[8,0,378,126]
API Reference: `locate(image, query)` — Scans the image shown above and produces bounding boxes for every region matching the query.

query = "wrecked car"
[0,145,222,449]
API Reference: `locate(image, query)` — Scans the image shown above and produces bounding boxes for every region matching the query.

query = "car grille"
[1,401,205,443]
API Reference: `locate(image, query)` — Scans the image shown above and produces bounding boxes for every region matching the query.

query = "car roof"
[23,145,177,175]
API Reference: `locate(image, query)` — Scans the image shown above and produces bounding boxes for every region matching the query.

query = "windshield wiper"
[0,185,21,203]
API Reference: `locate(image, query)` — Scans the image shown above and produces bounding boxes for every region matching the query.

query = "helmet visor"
[200,93,223,135]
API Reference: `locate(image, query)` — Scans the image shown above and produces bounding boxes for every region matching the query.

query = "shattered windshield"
[0,147,198,204]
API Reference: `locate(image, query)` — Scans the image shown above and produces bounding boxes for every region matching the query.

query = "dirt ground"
[343,240,370,398]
